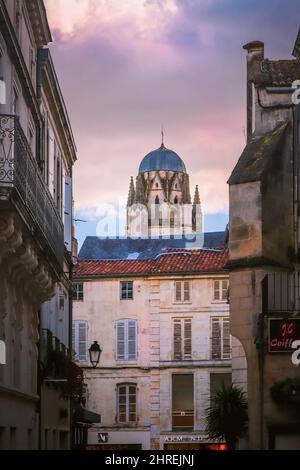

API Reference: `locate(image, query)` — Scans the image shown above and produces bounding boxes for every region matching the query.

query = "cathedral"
[126,136,202,238]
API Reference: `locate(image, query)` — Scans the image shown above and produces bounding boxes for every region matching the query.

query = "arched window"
[155,195,159,204]
[117,384,137,424]
[174,196,178,204]
[155,182,159,188]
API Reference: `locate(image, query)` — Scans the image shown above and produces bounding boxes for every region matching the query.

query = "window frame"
[211,317,231,360]
[174,280,191,304]
[120,281,133,300]
[173,317,192,361]
[213,279,229,303]
[73,283,84,301]
[116,319,138,361]
[116,383,137,425]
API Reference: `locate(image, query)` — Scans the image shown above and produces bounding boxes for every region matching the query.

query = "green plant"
[205,384,248,450]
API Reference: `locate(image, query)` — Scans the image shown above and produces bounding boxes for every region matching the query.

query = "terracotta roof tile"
[73,248,229,278]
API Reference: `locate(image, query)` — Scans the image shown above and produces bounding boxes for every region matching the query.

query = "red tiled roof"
[73,248,229,278]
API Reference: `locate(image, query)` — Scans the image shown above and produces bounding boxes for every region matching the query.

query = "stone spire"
[193,185,200,206]
[127,176,135,206]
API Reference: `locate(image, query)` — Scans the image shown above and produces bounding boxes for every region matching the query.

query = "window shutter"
[173,319,182,360]
[127,320,137,360]
[183,281,190,302]
[78,322,87,361]
[116,321,125,360]
[214,281,220,300]
[211,318,221,359]
[222,318,231,359]
[222,280,228,301]
[184,319,192,359]
[175,282,182,302]
[72,322,76,357]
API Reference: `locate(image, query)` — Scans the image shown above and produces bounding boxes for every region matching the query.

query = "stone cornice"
[25,0,52,47]
[0,0,42,125]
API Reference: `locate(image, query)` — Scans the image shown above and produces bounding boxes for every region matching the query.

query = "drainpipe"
[293,104,300,314]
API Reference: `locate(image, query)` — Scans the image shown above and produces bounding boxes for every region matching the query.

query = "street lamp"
[88,341,102,368]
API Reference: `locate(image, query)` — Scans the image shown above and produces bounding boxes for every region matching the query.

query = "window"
[120,281,133,300]
[117,384,137,424]
[210,373,232,400]
[72,321,88,361]
[116,320,137,360]
[213,279,229,302]
[175,281,191,303]
[211,317,231,360]
[173,318,192,360]
[73,283,83,301]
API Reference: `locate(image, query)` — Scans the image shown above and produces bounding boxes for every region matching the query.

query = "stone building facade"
[73,248,231,450]
[228,33,300,449]
[0,0,78,449]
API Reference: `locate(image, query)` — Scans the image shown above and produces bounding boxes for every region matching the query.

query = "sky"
[44,0,300,248]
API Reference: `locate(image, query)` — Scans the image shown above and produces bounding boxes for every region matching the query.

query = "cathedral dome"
[139,144,186,174]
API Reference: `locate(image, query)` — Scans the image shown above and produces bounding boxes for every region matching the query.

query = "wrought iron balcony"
[0,114,63,269]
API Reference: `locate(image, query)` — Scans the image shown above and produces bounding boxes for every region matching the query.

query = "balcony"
[0,114,64,270]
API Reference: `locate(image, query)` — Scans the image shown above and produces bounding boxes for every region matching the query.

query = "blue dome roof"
[139,144,186,173]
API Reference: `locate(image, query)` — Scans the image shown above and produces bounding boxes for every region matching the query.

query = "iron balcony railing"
[0,114,64,269]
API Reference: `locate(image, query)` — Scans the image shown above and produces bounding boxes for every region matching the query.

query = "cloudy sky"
[44,0,299,247]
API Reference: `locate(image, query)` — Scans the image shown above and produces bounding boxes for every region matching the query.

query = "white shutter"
[116,321,125,360]
[184,319,192,359]
[72,322,76,357]
[173,319,182,360]
[214,280,220,300]
[78,321,87,361]
[211,318,221,359]
[222,318,231,359]
[127,321,137,360]
[222,280,228,301]
[175,282,182,302]
[183,282,190,302]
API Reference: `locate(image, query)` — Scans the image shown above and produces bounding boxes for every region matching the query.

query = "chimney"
[243,41,265,141]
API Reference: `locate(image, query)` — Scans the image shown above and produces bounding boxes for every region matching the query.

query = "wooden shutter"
[222,318,231,359]
[127,320,137,360]
[214,280,220,300]
[183,319,192,359]
[116,321,125,360]
[175,282,182,302]
[173,319,182,360]
[211,318,221,359]
[222,280,228,301]
[78,321,87,361]
[183,281,190,302]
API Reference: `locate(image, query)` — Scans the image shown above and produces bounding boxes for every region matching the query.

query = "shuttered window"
[116,320,137,360]
[213,279,229,301]
[117,384,137,424]
[73,320,88,361]
[173,318,192,360]
[211,317,231,360]
[174,281,191,303]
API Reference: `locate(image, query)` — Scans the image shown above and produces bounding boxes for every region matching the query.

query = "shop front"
[161,433,227,451]
[86,428,151,450]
